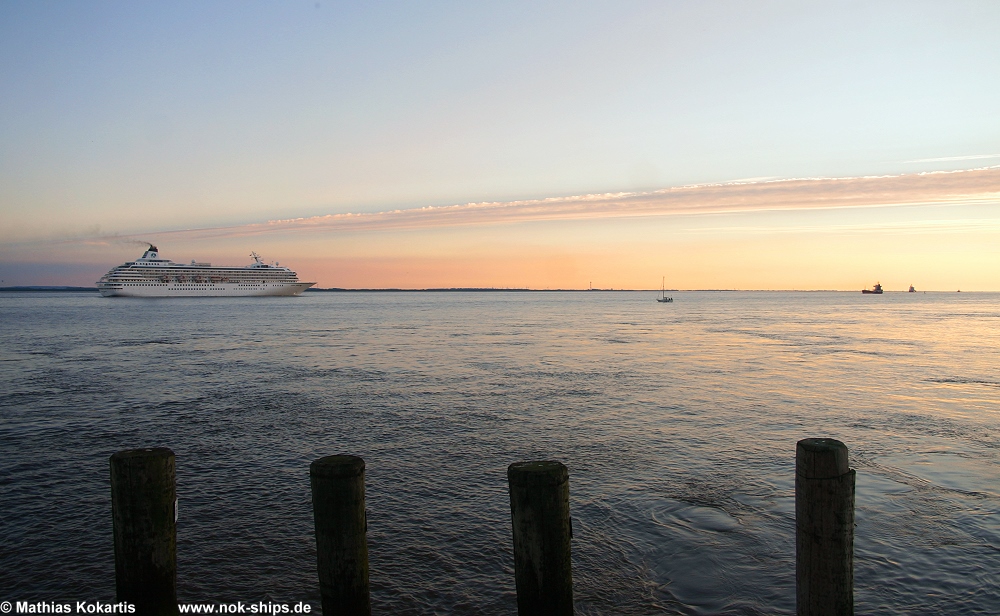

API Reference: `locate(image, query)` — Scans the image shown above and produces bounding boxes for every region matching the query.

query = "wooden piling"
[110,447,178,616]
[796,438,855,616]
[310,455,371,616]
[507,461,574,616]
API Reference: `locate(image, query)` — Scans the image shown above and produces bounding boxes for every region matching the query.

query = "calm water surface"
[1,291,998,614]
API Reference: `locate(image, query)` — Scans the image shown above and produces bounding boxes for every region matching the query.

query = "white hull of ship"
[98,282,315,297]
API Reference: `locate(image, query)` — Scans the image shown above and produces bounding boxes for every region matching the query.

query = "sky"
[1,1,999,289]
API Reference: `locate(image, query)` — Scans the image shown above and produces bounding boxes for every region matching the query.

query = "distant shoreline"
[307,288,973,293]
[0,286,984,293]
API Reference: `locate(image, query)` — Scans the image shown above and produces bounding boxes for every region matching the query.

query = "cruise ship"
[97,245,315,297]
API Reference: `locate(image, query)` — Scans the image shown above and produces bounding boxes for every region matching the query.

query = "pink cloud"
[128,166,1000,242]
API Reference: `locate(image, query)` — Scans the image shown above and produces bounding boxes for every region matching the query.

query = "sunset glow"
[2,2,999,289]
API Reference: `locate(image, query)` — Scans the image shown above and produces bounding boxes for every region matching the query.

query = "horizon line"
[1,286,986,293]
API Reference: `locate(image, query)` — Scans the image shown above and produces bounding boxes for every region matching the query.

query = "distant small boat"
[908,285,916,293]
[862,282,883,294]
[657,277,673,303]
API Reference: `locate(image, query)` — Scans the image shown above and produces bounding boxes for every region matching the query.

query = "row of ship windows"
[128,270,290,276]
[115,279,291,282]
[124,268,289,274]
[116,283,276,286]
[131,274,287,277]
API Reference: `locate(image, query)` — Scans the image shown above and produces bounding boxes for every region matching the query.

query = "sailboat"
[657,277,673,303]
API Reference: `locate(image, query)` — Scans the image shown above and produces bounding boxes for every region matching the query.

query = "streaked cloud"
[132,166,1000,243]
[681,217,1000,237]
[904,154,1000,163]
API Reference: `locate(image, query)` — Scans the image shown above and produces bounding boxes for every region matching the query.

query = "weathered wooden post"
[507,460,574,616]
[796,438,855,616]
[310,455,371,616]
[110,447,178,616]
